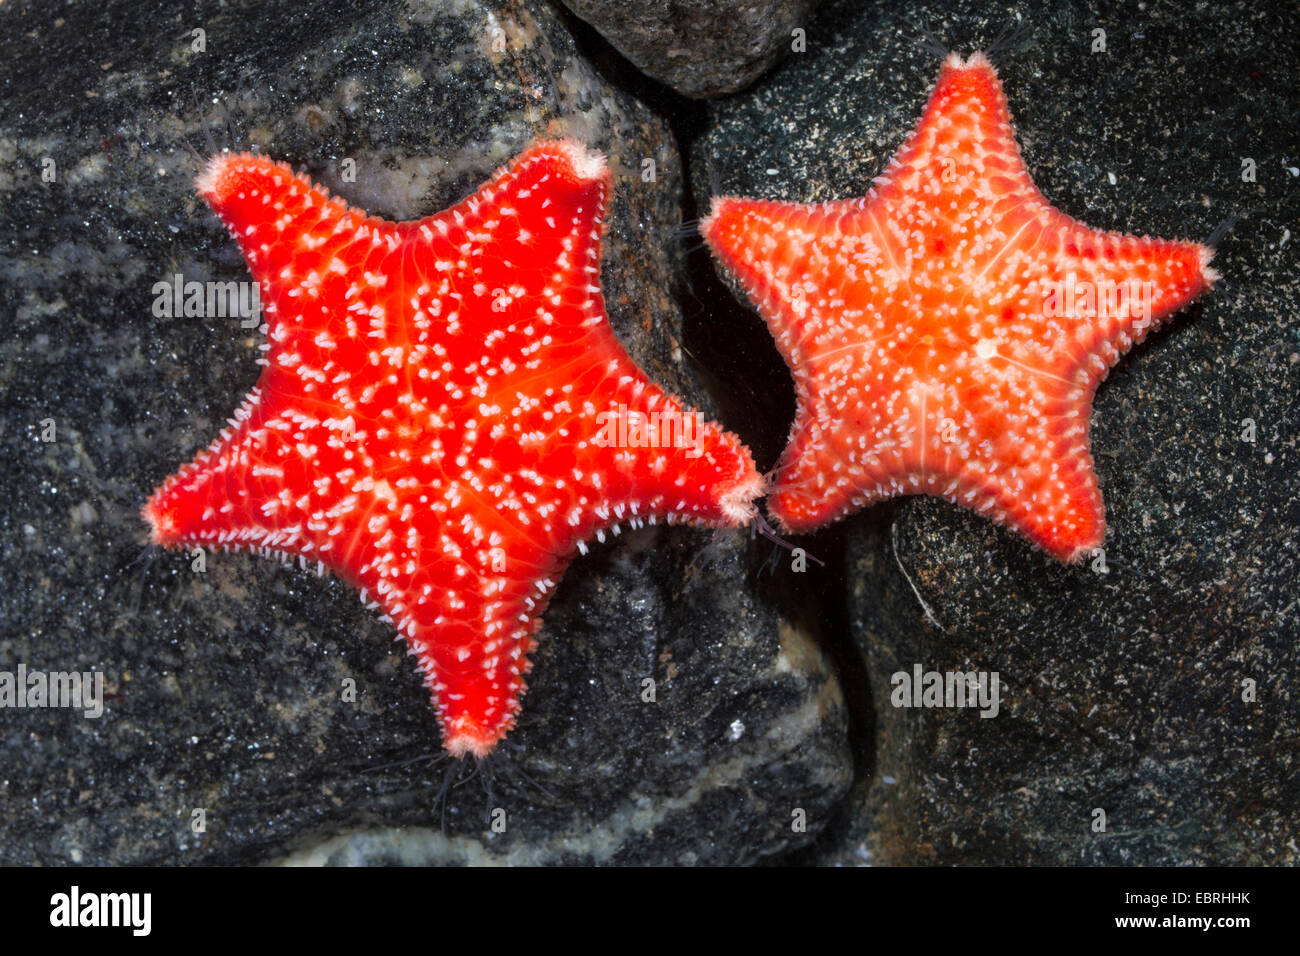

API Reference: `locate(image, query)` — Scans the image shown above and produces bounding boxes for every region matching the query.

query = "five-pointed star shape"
[145,140,761,757]
[702,52,1216,562]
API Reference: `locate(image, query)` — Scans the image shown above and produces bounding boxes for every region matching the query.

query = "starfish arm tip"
[140,495,171,546]
[193,153,228,198]
[194,150,281,201]
[546,138,610,186]
[718,472,766,526]
[1061,543,1099,565]
[698,195,734,238]
[443,732,499,760]
[945,50,997,73]
[1048,522,1106,564]
[1199,244,1222,285]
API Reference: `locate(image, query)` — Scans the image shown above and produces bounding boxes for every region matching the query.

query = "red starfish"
[144,140,762,757]
[702,52,1216,562]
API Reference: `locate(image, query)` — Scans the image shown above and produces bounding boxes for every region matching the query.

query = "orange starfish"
[144,140,761,757]
[702,52,1216,562]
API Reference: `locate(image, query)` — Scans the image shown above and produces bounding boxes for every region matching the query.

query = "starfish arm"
[881,52,1048,221]
[1027,221,1216,385]
[765,422,856,532]
[429,143,764,532]
[701,196,868,381]
[195,153,391,343]
[702,196,903,533]
[141,387,372,567]
[566,361,763,528]
[141,392,268,550]
[401,139,615,343]
[345,497,569,759]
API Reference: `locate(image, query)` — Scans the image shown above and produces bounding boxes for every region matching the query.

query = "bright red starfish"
[145,140,762,757]
[702,52,1216,561]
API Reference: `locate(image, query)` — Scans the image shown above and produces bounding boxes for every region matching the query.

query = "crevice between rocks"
[549,0,875,863]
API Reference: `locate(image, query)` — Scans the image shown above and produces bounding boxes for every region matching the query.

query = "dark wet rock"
[0,0,850,865]
[559,0,819,98]
[694,0,1299,864]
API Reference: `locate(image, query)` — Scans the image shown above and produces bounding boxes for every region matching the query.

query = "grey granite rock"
[559,0,820,98]
[0,0,850,865]
[694,0,1299,864]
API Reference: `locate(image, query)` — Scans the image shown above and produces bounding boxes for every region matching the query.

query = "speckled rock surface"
[694,0,1299,864]
[559,0,819,98]
[0,0,850,865]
